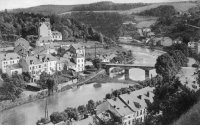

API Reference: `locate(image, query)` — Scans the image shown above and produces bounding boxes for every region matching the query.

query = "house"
[6,64,22,76]
[123,21,136,25]
[0,46,14,52]
[96,87,155,125]
[188,41,200,54]
[38,18,52,38]
[52,31,62,41]
[0,52,20,73]
[119,87,154,123]
[159,37,173,47]
[36,36,53,46]
[118,36,133,43]
[75,54,85,72]
[14,38,30,57]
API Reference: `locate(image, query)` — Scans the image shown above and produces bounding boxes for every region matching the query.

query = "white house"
[52,31,62,41]
[0,52,20,73]
[6,64,22,76]
[38,18,52,39]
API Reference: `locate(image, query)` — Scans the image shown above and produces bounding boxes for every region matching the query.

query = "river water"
[0,45,164,125]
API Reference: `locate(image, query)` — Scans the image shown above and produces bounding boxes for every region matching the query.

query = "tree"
[37,72,50,89]
[22,72,31,82]
[65,108,79,120]
[0,79,23,101]
[87,100,95,114]
[77,105,87,115]
[147,78,198,125]
[92,58,101,70]
[46,79,55,96]
[50,112,68,124]
[155,53,178,80]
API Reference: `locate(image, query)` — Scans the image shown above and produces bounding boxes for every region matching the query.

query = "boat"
[93,83,102,88]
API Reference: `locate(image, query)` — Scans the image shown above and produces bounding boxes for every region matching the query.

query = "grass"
[120,1,197,14]
[173,100,200,125]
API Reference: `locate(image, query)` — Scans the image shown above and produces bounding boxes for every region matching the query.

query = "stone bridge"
[105,63,155,80]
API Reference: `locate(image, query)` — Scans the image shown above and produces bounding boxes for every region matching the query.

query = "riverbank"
[0,69,105,112]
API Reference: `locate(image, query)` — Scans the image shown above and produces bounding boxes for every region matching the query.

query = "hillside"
[0,12,114,45]
[173,100,200,125]
[11,5,76,15]
[119,1,198,15]
[71,1,148,11]
[11,1,148,15]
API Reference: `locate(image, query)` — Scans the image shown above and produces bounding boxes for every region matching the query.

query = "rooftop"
[107,97,133,117]
[119,87,154,111]
[0,52,20,61]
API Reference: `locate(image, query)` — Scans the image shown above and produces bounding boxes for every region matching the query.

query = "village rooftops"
[37,36,52,42]
[25,56,43,65]
[52,31,62,36]
[15,38,30,50]
[0,52,20,61]
[119,87,154,111]
[107,97,134,117]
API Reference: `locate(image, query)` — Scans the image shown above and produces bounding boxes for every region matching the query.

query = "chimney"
[127,100,129,104]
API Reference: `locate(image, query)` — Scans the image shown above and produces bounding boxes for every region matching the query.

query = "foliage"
[92,58,101,70]
[138,5,177,17]
[111,50,134,64]
[50,112,68,124]
[37,72,51,89]
[0,78,23,101]
[155,53,179,80]
[86,100,95,114]
[168,50,188,70]
[22,72,31,82]
[0,12,114,45]
[77,105,87,115]
[72,1,147,11]
[147,78,198,125]
[71,12,132,40]
[64,107,79,120]
[151,10,200,43]
[164,43,190,57]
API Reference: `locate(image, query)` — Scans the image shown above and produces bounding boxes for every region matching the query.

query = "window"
[140,110,142,115]
[39,65,41,68]
[128,120,130,125]
[137,111,138,116]
[30,67,32,70]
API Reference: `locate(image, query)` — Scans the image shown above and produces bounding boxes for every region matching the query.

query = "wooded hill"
[0,12,114,45]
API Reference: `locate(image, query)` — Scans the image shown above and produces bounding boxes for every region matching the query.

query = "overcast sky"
[0,0,192,10]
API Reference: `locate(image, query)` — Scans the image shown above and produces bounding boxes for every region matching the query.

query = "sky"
[0,0,193,10]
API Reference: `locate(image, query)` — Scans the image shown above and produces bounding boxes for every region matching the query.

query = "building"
[6,64,22,76]
[36,36,53,46]
[14,38,30,57]
[119,87,154,123]
[38,18,52,38]
[19,54,58,82]
[96,87,155,125]
[52,31,62,41]
[38,18,62,42]
[0,52,20,73]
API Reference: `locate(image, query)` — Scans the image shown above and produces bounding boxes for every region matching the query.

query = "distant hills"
[9,1,198,15]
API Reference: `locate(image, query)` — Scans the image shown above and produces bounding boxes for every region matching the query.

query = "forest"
[138,5,177,17]
[71,1,148,11]
[0,11,114,45]
[71,11,134,40]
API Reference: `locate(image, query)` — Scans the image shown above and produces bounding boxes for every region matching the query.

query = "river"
[0,45,164,125]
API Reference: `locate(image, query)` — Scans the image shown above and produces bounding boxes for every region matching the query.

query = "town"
[1,1,200,125]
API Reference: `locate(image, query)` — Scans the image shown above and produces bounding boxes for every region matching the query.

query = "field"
[134,15,158,28]
[120,1,198,14]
